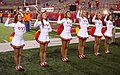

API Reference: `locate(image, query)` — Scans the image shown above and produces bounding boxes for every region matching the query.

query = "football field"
[0,39,120,75]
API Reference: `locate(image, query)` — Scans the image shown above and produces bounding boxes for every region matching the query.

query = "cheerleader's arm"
[4,18,15,27]
[104,16,107,23]
[34,19,41,27]
[92,15,97,23]
[20,13,24,18]
[57,16,65,24]
[76,11,82,20]
[48,25,52,32]
[48,22,52,32]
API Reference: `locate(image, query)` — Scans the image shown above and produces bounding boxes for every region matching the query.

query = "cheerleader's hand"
[95,10,99,15]
[78,6,81,10]
[8,14,11,18]
[105,12,108,15]
[94,12,98,17]
[58,8,61,14]
[105,13,109,16]
[37,14,40,20]
[95,12,97,16]
[58,12,61,16]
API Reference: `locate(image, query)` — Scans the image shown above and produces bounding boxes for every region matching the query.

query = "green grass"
[0,39,120,75]
[0,23,14,43]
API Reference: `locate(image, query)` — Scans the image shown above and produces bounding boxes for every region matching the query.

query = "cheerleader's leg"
[61,40,66,59]
[79,38,86,56]
[64,40,70,58]
[40,44,44,64]
[104,37,107,52]
[94,37,101,55]
[104,37,111,53]
[14,48,19,68]
[17,47,25,70]
[18,48,23,66]
[43,43,48,63]
[97,37,101,52]
[94,37,99,54]
[78,38,82,55]
[78,39,80,53]
[82,39,87,55]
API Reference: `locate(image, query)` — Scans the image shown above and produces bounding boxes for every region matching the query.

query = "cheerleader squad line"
[4,7,114,71]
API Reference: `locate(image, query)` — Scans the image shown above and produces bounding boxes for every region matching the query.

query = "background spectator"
[24,8,31,32]
[88,0,91,9]
[0,11,3,23]
[95,0,99,9]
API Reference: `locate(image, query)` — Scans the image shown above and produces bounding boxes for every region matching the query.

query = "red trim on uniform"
[93,35,102,38]
[59,36,72,41]
[77,36,88,40]
[104,35,111,39]
[37,40,50,45]
[10,43,25,49]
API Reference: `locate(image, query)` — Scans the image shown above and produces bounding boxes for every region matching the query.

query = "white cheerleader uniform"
[34,19,52,42]
[104,16,114,37]
[76,11,89,38]
[57,16,72,39]
[5,18,26,46]
[92,15,103,37]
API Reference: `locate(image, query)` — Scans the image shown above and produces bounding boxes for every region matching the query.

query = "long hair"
[95,14,99,20]
[80,10,87,18]
[14,13,21,23]
[95,12,101,20]
[64,11,71,19]
[106,14,113,21]
[40,11,48,28]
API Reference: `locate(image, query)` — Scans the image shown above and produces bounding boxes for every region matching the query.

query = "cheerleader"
[34,12,52,67]
[104,14,114,54]
[76,7,89,59]
[92,13,103,56]
[57,11,72,62]
[4,13,26,71]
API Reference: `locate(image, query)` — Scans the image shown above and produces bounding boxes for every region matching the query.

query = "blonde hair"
[80,10,86,18]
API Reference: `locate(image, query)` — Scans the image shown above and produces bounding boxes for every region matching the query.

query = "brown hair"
[40,11,48,28]
[14,13,21,23]
[64,11,71,19]
[95,12,101,20]
[107,14,113,21]
[95,15,99,20]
